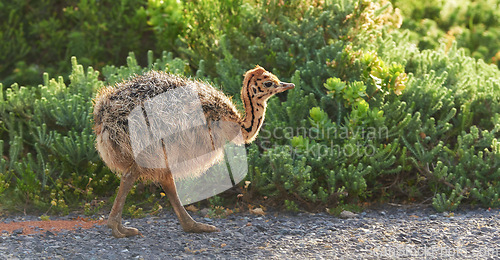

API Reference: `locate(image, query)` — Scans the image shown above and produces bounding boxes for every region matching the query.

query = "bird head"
[242,65,295,102]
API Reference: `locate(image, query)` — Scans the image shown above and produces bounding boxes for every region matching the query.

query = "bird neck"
[240,78,267,144]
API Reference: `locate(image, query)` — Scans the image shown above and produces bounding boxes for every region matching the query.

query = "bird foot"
[108,219,142,238]
[182,221,220,233]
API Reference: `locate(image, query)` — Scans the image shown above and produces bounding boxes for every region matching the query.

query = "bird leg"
[159,171,219,233]
[107,169,142,238]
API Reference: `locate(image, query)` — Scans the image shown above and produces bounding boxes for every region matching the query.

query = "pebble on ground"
[0,205,499,259]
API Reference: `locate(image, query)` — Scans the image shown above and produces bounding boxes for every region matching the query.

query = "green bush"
[393,0,500,67]
[0,0,498,214]
[0,0,154,87]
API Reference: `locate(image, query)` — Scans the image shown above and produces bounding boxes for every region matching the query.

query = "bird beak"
[278,82,295,92]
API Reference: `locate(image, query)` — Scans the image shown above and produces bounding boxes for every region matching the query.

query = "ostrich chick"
[93,66,294,238]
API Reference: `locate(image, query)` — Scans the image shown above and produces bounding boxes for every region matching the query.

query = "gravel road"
[0,204,499,259]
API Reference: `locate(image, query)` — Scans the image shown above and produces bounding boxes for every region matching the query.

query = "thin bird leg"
[159,170,219,233]
[107,168,142,238]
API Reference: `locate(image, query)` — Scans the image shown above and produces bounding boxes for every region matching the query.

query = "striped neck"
[240,74,267,143]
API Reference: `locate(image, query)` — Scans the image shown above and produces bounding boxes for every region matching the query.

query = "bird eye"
[263,81,273,88]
